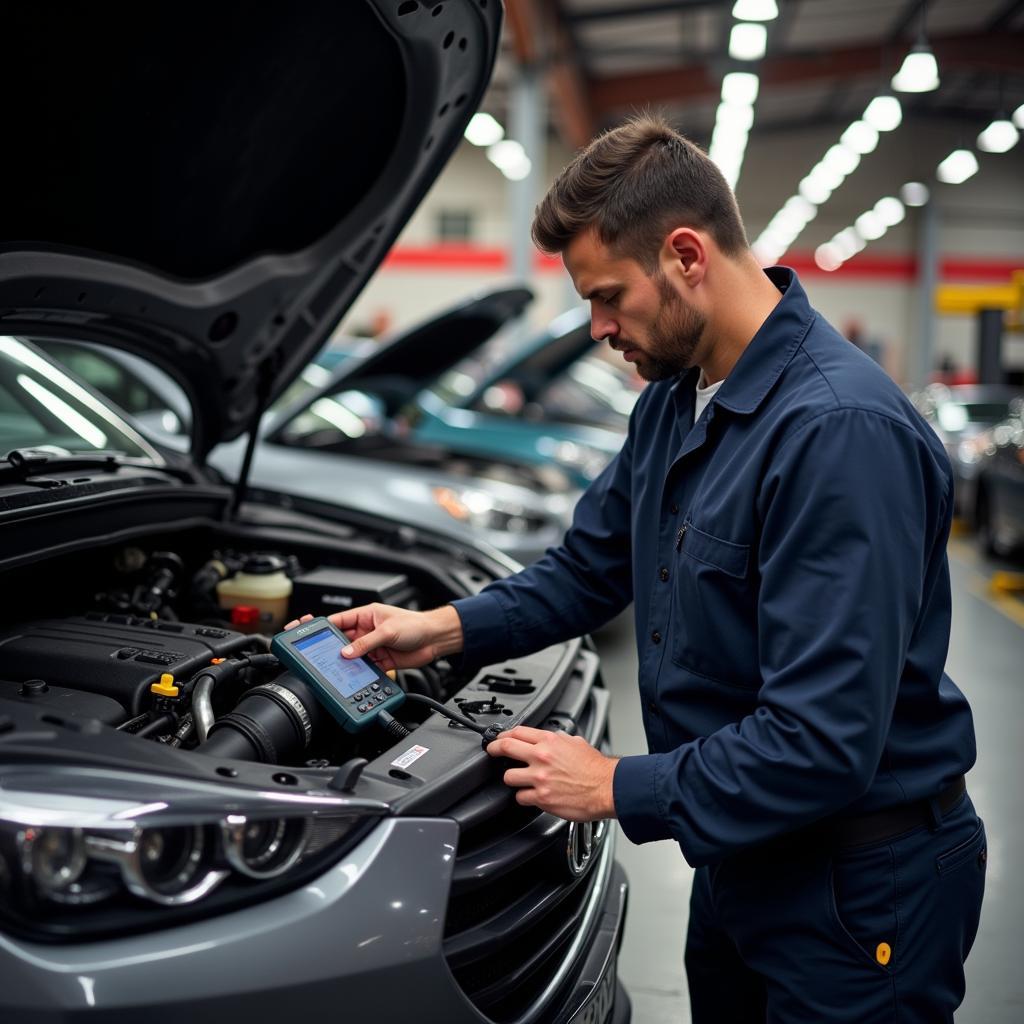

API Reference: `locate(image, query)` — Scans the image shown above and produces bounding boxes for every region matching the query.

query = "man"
[293,115,985,1021]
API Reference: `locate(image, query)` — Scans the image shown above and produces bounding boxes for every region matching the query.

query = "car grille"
[442,653,611,1023]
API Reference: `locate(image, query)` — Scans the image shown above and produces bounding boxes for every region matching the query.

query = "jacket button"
[648,700,659,714]
[659,567,669,582]
[651,630,662,644]
[979,848,987,866]
[670,504,679,515]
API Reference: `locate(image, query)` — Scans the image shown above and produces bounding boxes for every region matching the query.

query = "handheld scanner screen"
[292,627,377,700]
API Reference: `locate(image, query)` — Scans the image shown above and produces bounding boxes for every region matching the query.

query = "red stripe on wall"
[381,244,1023,283]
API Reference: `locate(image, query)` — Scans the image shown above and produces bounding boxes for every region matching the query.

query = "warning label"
[390,744,430,770]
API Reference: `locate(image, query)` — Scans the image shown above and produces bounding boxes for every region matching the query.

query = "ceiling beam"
[589,30,1024,116]
[506,0,595,150]
[567,0,723,23]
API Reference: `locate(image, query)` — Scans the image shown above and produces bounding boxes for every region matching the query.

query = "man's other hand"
[486,725,619,822]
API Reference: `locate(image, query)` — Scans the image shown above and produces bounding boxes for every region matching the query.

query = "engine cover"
[0,615,252,715]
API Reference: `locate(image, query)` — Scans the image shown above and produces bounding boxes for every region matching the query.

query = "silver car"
[0,2,629,1021]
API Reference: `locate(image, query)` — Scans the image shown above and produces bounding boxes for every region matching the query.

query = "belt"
[828,775,967,848]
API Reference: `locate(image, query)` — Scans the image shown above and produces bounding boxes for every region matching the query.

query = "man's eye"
[604,293,619,307]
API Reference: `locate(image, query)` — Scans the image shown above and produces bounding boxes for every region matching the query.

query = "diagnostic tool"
[271,617,404,732]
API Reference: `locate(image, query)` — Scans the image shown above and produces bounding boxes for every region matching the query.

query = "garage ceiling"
[489,0,1024,152]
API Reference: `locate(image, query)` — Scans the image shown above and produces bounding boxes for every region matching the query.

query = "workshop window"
[437,209,475,242]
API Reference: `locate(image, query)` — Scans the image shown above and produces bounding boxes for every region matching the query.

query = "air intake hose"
[196,674,323,763]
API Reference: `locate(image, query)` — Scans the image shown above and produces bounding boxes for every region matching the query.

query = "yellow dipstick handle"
[150,673,179,698]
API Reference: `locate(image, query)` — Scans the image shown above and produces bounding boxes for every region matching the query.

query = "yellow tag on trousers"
[876,942,892,966]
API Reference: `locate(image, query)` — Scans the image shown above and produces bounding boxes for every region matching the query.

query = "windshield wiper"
[0,447,135,482]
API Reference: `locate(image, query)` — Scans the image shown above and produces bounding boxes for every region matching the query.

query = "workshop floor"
[593,535,1024,1024]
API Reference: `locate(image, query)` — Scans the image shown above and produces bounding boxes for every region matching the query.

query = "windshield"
[0,337,160,460]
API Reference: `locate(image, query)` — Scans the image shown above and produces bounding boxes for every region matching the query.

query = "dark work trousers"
[685,794,986,1022]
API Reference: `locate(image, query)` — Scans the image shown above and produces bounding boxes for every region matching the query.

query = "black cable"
[403,692,490,733]
[396,693,509,750]
[134,713,176,739]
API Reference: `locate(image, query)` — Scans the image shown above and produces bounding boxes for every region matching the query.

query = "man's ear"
[665,228,707,286]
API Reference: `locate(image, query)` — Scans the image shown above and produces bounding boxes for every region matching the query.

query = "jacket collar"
[711,266,816,417]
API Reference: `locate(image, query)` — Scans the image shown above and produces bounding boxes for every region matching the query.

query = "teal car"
[409,304,639,486]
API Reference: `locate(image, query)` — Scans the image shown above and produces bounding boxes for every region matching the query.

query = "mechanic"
[294,115,985,1022]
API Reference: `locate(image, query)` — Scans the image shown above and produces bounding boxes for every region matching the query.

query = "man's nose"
[591,308,618,343]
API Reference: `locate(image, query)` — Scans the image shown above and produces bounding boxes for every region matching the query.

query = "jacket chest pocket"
[672,522,759,687]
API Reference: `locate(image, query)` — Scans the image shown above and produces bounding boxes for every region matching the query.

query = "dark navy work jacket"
[453,268,976,868]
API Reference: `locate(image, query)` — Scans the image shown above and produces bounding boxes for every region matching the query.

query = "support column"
[977,308,1004,385]
[510,64,543,293]
[914,200,940,389]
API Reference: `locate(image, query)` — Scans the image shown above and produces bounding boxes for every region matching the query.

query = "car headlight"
[432,486,548,534]
[0,765,387,940]
[957,437,993,466]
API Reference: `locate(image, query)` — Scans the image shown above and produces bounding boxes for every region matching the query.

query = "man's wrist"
[428,604,464,658]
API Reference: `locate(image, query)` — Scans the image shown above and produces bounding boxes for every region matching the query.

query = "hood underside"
[0,0,502,460]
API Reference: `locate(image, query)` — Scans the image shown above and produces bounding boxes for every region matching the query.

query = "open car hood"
[0,0,502,461]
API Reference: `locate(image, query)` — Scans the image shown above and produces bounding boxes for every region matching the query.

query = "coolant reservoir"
[216,553,293,634]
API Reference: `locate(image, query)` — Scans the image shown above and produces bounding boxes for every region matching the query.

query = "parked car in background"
[975,398,1024,558]
[0,3,629,1022]
[913,383,1022,522]
[412,305,636,486]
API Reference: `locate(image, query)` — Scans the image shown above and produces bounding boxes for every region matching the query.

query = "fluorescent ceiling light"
[729,22,767,60]
[834,227,866,259]
[900,181,930,206]
[1013,103,1024,129]
[721,71,760,105]
[874,196,905,226]
[715,101,755,133]
[814,243,843,272]
[891,45,940,93]
[936,149,979,185]
[771,211,805,237]
[487,139,531,181]
[464,112,504,147]
[977,119,1019,153]
[822,143,861,176]
[854,210,886,241]
[732,0,778,20]
[863,95,902,132]
[840,120,879,155]
[487,140,524,168]
[799,175,832,205]
[783,195,817,223]
[811,161,845,191]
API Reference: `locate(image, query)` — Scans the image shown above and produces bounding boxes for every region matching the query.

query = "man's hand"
[282,603,463,672]
[485,726,619,822]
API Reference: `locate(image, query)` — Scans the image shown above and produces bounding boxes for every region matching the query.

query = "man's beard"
[625,273,706,382]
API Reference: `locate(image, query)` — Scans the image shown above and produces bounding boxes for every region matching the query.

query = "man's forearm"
[429,604,465,658]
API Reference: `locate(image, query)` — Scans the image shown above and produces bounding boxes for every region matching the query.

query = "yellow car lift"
[935,269,1024,330]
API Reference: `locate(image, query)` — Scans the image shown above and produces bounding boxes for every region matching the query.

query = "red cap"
[230,605,261,626]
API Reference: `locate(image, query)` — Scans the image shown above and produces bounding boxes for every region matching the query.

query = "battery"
[289,567,415,618]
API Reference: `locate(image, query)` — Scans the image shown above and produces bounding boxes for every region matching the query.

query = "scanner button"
[371,683,380,691]
[383,686,393,695]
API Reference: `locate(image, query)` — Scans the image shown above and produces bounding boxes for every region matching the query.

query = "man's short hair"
[532,114,748,270]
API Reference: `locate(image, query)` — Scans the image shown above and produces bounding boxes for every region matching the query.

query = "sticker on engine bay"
[391,744,430,770]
